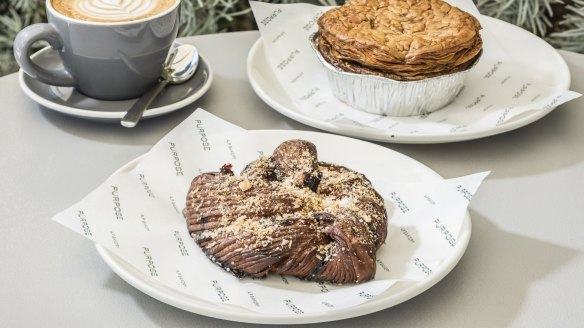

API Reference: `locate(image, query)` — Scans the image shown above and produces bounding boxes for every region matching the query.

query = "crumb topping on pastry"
[185,140,389,284]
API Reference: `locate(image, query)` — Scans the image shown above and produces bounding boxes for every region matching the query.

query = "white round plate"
[18,46,213,122]
[247,16,570,144]
[95,130,471,324]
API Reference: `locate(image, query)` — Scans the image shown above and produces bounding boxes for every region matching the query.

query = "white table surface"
[1,31,584,327]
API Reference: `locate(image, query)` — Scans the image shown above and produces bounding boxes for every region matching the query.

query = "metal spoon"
[121,44,199,128]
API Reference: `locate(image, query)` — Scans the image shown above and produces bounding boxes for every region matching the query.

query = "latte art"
[51,0,177,22]
[76,0,157,21]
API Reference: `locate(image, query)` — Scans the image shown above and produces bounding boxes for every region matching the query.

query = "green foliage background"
[1,0,583,76]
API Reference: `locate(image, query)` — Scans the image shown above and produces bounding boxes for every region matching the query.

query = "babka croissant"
[185,140,389,284]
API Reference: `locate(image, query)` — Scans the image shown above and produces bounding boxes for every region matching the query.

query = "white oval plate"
[96,130,471,324]
[247,16,570,144]
[18,46,213,122]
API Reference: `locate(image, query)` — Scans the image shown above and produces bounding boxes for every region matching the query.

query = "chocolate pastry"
[185,140,388,284]
[316,0,482,81]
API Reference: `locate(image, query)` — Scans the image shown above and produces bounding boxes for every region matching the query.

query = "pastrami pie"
[316,0,483,81]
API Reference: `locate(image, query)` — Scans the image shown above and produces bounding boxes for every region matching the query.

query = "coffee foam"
[51,0,177,22]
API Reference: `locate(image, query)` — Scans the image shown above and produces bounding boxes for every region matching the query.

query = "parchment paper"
[53,109,488,315]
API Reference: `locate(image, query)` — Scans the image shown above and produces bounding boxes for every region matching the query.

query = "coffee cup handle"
[14,23,76,86]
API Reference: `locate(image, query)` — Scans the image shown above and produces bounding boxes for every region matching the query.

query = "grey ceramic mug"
[14,0,180,100]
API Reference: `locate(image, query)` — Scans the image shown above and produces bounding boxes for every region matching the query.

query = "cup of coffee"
[14,0,180,100]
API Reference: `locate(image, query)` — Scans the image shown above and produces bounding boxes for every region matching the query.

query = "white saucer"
[19,46,213,122]
[247,16,571,144]
[95,130,472,324]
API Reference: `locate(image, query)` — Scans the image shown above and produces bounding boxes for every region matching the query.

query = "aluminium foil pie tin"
[310,33,481,117]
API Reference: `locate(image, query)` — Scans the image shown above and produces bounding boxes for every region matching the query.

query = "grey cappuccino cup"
[14,0,180,100]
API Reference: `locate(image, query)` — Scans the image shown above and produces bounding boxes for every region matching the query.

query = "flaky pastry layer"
[317,0,482,79]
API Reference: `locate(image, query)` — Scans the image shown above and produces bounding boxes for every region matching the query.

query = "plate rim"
[95,129,472,324]
[18,47,213,121]
[246,15,571,144]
